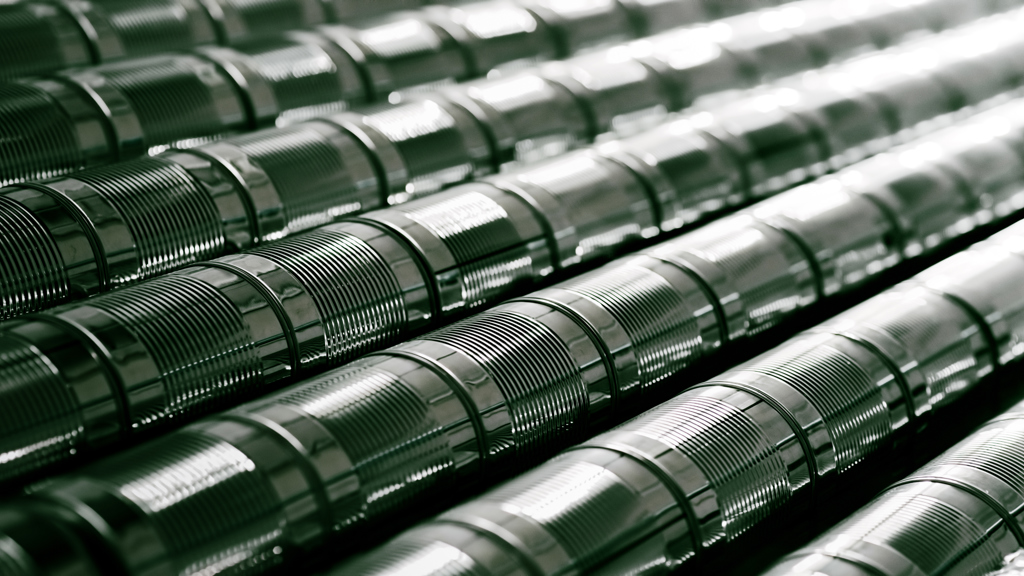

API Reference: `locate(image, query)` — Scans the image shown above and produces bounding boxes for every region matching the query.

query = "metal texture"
[4,94,1024,573]
[1,10,1019,320]
[0,0,1007,189]
[331,201,1024,576]
[2,23,1024,488]
[765,397,1024,576]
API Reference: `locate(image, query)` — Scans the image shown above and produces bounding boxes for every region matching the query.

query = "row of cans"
[3,92,1024,574]
[766,397,1024,576]
[3,19,1023,485]
[1,0,442,81]
[2,9,1022,322]
[332,214,1024,575]
[0,0,805,186]
[0,0,1007,187]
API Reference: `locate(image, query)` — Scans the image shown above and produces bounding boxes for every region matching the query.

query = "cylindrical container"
[746,176,901,296]
[57,54,249,158]
[0,3,92,81]
[354,184,551,316]
[27,417,330,576]
[772,73,898,170]
[230,352,480,536]
[767,481,1017,576]
[910,238,1024,366]
[196,32,366,127]
[833,50,957,141]
[0,218,433,484]
[692,90,830,198]
[57,0,218,62]
[382,299,610,467]
[421,1,557,75]
[840,145,979,258]
[517,0,635,56]
[0,79,115,186]
[442,71,592,166]
[190,120,381,242]
[601,117,745,231]
[923,115,1024,222]
[488,149,659,268]
[538,49,674,137]
[319,14,471,99]
[764,401,1024,576]
[644,213,819,341]
[324,96,492,202]
[245,222,430,363]
[812,286,993,429]
[712,9,818,82]
[627,26,753,109]
[197,0,327,46]
[521,253,723,411]
[0,154,230,320]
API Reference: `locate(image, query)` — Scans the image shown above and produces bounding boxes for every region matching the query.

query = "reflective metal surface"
[3,3,1024,575]
[333,199,1024,576]
[3,25,1023,489]
[3,92,1024,574]
[1,0,1012,188]
[765,396,1024,576]
[2,9,1020,320]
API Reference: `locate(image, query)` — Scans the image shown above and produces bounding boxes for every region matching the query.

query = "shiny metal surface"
[5,92,1024,573]
[2,23,1024,490]
[333,204,1024,576]
[0,0,1008,190]
[765,398,1024,576]
[3,11,1021,322]
[3,2,1024,575]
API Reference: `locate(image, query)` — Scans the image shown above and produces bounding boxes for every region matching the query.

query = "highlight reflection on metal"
[331,206,1024,576]
[3,19,1023,486]
[4,93,1024,575]
[0,0,765,187]
[0,0,1007,189]
[2,8,1021,320]
[764,397,1024,576]
[0,0,423,81]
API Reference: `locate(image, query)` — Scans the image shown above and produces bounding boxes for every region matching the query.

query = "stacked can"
[3,9,1022,323]
[326,212,1024,576]
[3,20,1024,486]
[0,0,1007,189]
[764,395,1024,576]
[0,0,429,81]
[4,93,1024,574]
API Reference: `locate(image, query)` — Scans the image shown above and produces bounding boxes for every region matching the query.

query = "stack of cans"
[329,209,1024,576]
[2,9,1022,319]
[0,0,428,81]
[0,0,1008,188]
[4,19,1024,489]
[766,395,1024,576]
[3,91,1024,575]
[4,2,1024,576]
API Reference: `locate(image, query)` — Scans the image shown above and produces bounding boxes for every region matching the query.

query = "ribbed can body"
[0,3,91,81]
[766,404,1024,576]
[9,9,1024,576]
[326,211,1024,575]
[0,80,110,187]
